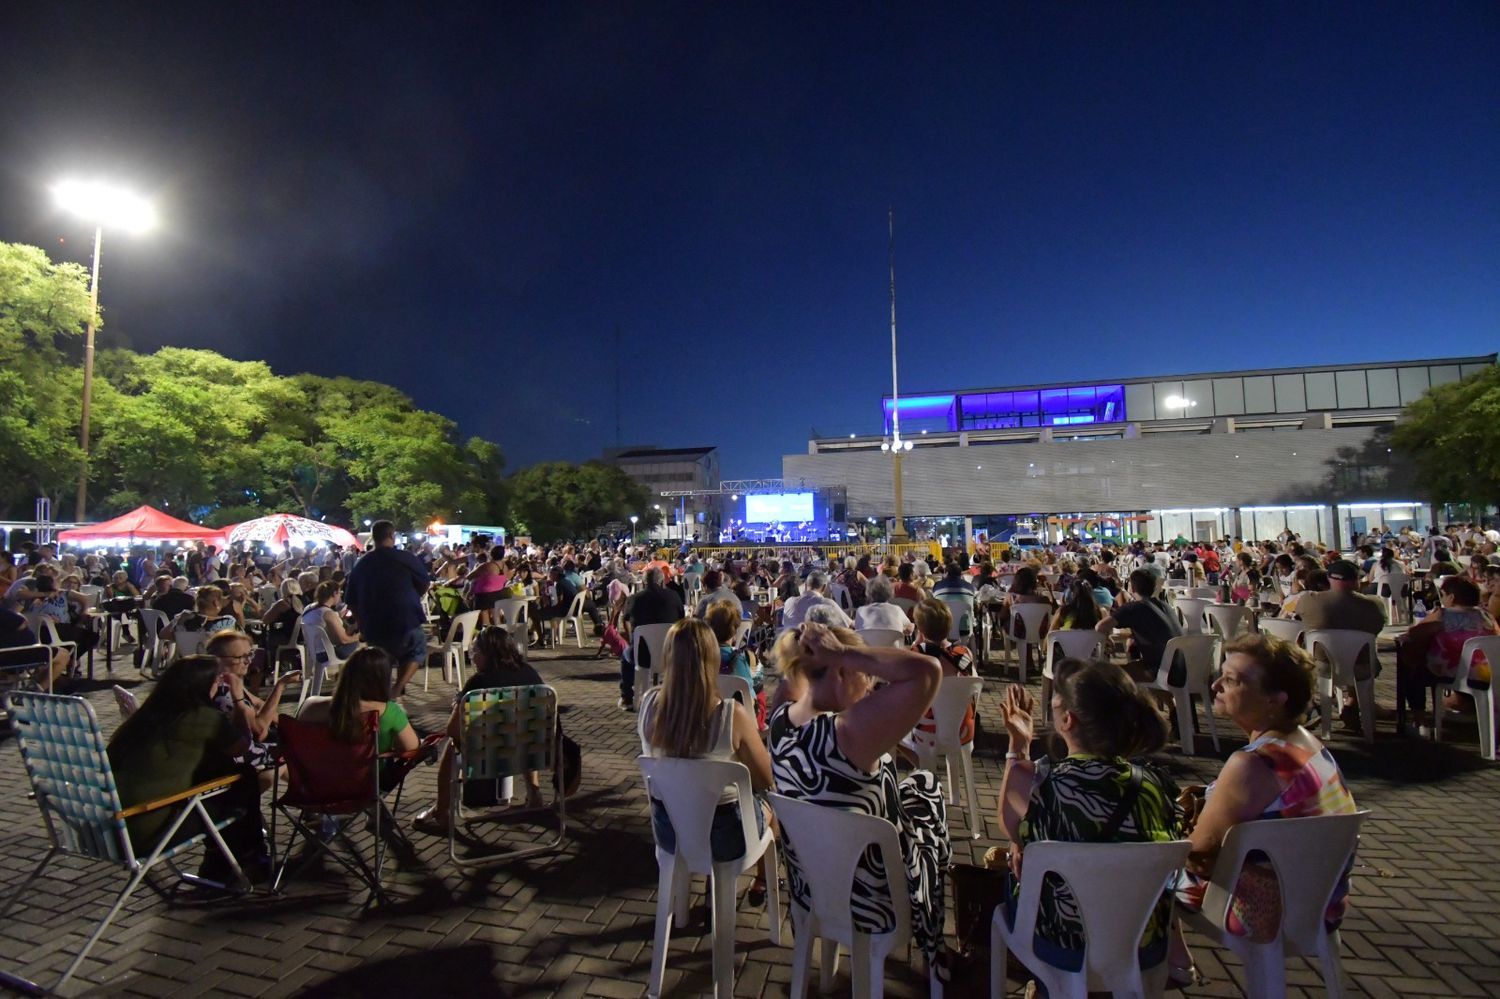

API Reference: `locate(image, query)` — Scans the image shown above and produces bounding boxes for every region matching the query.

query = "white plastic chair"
[991,840,1191,999]
[1041,630,1108,726]
[1302,630,1378,744]
[1204,603,1253,643]
[276,616,306,681]
[935,592,976,641]
[1005,603,1052,683]
[135,608,171,678]
[1435,635,1497,760]
[716,673,753,711]
[1374,571,1411,626]
[632,622,674,695]
[302,621,355,699]
[767,792,939,999]
[1183,811,1369,999]
[112,684,139,719]
[554,591,588,648]
[831,582,854,613]
[909,675,983,839]
[492,598,530,656]
[1256,617,1305,645]
[891,596,917,618]
[1174,597,1211,635]
[856,628,906,649]
[173,629,209,658]
[1144,634,1222,754]
[428,610,481,690]
[639,756,781,998]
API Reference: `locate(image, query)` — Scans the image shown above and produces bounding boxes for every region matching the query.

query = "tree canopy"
[1392,365,1500,509]
[509,461,660,542]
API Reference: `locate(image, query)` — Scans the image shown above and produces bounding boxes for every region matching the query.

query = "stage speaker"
[833,502,846,522]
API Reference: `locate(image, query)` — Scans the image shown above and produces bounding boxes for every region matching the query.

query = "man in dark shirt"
[1096,568,1184,679]
[345,520,431,697]
[148,574,195,618]
[617,567,684,710]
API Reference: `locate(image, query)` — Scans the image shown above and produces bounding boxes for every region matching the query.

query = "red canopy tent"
[58,505,225,544]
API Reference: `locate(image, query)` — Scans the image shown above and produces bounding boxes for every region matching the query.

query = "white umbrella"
[223,513,360,550]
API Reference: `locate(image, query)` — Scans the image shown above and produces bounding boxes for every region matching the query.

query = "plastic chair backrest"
[137,607,168,637]
[1256,617,1305,645]
[1188,587,1220,599]
[716,673,753,708]
[858,628,906,649]
[1205,603,1252,640]
[1011,840,1191,989]
[1377,571,1410,599]
[565,591,587,618]
[494,598,528,627]
[1154,634,1220,689]
[1009,603,1052,642]
[444,609,482,649]
[639,756,758,873]
[175,630,208,657]
[460,684,557,781]
[1202,812,1367,954]
[0,644,52,677]
[1045,629,1106,668]
[1454,635,1500,692]
[831,582,853,611]
[632,623,674,680]
[2,692,129,863]
[304,620,341,667]
[930,676,982,746]
[1303,630,1376,684]
[891,597,917,617]
[935,592,976,638]
[1175,597,1211,633]
[277,711,378,812]
[112,685,139,718]
[767,792,910,946]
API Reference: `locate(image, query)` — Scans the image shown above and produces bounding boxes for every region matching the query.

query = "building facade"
[784,356,1494,547]
[604,445,720,541]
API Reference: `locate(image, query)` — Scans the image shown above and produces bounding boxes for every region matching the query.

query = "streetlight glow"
[52,180,156,234]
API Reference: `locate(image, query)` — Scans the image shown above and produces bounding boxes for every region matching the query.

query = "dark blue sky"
[2,3,1495,476]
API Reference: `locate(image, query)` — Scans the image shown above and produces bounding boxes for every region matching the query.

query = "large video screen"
[746,491,815,523]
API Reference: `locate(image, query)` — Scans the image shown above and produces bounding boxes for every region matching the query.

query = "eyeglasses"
[217,652,254,663]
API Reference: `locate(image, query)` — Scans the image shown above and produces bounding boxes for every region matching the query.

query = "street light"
[629,514,639,545]
[52,179,156,521]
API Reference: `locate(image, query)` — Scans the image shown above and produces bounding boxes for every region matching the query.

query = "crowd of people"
[5,514,1497,993]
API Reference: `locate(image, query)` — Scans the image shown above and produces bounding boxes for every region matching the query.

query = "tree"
[508,461,654,541]
[0,243,95,513]
[1392,366,1500,510]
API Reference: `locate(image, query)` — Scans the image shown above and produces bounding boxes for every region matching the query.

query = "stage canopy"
[59,505,225,544]
[222,513,360,550]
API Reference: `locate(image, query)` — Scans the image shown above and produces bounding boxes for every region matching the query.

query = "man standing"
[345,520,430,697]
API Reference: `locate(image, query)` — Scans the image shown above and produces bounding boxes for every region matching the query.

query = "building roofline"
[883,354,1496,401]
[611,446,718,460]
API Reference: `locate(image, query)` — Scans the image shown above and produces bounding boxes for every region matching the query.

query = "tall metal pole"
[75,225,103,522]
[888,209,908,540]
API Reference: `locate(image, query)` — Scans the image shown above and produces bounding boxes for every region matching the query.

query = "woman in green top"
[325,647,419,755]
[107,655,267,883]
[997,659,1181,978]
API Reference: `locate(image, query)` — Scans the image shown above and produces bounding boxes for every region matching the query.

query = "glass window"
[1335,369,1368,408]
[1124,383,1155,422]
[1273,373,1306,413]
[1398,366,1430,404]
[1182,379,1213,415]
[1366,368,1399,407]
[1013,390,1039,416]
[1428,365,1460,387]
[1243,376,1275,414]
[1304,371,1336,409]
[1040,388,1070,420]
[1212,378,1245,415]
[1154,381,1186,418]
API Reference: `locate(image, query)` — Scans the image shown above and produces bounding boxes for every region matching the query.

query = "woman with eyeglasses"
[206,629,300,790]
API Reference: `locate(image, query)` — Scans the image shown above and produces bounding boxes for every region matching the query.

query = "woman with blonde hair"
[639,617,775,903]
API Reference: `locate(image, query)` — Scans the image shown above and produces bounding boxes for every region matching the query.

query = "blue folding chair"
[0,692,247,995]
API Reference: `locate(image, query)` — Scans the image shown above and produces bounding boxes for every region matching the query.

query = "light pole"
[629,514,639,545]
[880,209,911,541]
[52,180,156,522]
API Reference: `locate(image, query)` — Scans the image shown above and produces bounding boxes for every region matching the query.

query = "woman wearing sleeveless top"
[639,618,775,902]
[1173,633,1357,980]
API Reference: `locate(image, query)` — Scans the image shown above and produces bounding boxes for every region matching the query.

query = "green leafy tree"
[1392,366,1500,509]
[508,460,657,541]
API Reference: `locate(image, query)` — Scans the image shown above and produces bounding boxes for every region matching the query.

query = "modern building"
[784,355,1495,548]
[603,445,720,541]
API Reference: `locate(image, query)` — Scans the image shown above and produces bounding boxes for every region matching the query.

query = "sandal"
[411,807,452,837]
[1166,962,1206,990]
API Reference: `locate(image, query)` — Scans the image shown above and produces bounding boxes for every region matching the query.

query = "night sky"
[2,3,1495,477]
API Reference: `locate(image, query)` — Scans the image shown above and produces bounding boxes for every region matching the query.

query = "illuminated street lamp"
[629,514,639,545]
[52,180,156,521]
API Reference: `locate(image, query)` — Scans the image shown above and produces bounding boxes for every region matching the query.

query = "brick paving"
[1,629,1497,997]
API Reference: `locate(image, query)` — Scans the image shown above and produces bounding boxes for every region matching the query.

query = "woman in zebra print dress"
[766,622,952,968]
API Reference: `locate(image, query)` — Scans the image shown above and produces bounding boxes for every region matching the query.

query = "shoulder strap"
[1094,763,1144,842]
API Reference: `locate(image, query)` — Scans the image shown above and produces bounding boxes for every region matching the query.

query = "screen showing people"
[745,491,815,523]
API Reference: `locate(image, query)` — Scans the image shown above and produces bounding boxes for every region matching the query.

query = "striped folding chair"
[0,692,246,995]
[448,684,566,869]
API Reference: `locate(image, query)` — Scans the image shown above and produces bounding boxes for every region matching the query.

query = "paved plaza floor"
[1,630,1497,997]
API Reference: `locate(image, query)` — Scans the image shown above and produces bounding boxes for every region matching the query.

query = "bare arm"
[323,607,359,645]
[1186,750,1282,874]
[997,685,1038,843]
[730,700,773,791]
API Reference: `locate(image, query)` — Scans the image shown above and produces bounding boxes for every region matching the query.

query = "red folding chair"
[269,711,438,904]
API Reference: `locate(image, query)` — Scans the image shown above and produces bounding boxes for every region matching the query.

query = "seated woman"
[767,621,950,975]
[997,661,1180,981]
[300,580,362,664]
[1051,579,1102,632]
[705,600,765,726]
[893,562,924,603]
[109,569,141,600]
[163,586,239,644]
[414,627,548,835]
[854,575,914,636]
[1173,634,1358,977]
[25,573,97,659]
[227,582,262,624]
[260,578,303,666]
[106,655,268,884]
[641,618,776,903]
[1395,575,1498,732]
[903,599,977,759]
[206,630,300,791]
[298,648,419,763]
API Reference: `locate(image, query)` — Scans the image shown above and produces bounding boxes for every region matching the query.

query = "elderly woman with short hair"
[854,574,914,636]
